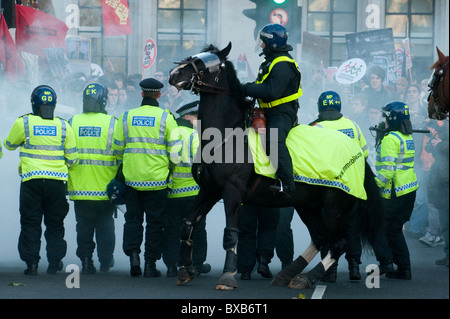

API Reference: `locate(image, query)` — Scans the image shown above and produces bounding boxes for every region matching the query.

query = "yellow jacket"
[68,113,119,200]
[4,114,78,182]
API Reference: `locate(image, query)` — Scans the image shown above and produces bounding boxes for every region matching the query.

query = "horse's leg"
[216,186,243,290]
[177,192,218,286]
[272,241,319,286]
[288,250,337,289]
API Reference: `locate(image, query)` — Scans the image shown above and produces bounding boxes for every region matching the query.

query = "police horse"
[169,42,382,290]
[428,47,449,120]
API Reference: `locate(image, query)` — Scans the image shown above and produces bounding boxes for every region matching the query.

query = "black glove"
[374,121,387,149]
[242,82,253,96]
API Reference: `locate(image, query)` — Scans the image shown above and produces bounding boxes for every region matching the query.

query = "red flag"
[0,13,26,80]
[15,5,68,57]
[101,0,132,37]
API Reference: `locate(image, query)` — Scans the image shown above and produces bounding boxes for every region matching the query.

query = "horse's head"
[427,47,449,120]
[168,42,233,93]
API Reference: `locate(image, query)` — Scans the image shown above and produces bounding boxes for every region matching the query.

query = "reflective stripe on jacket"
[168,126,200,198]
[113,104,181,191]
[375,131,418,199]
[313,116,369,159]
[4,114,78,182]
[68,113,119,200]
[256,56,302,108]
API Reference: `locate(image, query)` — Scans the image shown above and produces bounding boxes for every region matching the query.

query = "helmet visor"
[254,30,273,53]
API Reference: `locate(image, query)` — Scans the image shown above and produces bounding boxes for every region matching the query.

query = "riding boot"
[348,258,361,280]
[82,257,96,274]
[130,252,142,277]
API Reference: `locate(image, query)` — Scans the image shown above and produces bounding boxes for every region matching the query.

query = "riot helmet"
[255,23,290,56]
[318,91,342,113]
[382,101,412,133]
[31,85,57,120]
[83,82,109,113]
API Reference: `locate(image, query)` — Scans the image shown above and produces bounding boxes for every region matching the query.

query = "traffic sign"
[270,8,288,25]
[143,38,157,70]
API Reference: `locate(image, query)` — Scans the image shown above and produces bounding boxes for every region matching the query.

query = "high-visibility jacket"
[113,104,181,191]
[313,116,369,159]
[375,131,418,199]
[167,125,200,198]
[67,113,119,200]
[4,114,78,182]
[256,56,302,109]
[0,143,3,159]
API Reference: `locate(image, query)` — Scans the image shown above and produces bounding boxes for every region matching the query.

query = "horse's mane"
[202,44,245,101]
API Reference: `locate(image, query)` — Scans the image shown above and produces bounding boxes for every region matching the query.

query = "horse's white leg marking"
[301,241,319,263]
[311,285,327,299]
[321,250,336,271]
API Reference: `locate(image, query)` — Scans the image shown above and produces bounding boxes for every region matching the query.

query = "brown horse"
[427,47,449,120]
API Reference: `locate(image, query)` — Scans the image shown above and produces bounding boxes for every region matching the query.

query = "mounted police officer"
[68,83,119,274]
[310,91,369,282]
[373,101,418,280]
[163,100,211,278]
[113,78,181,277]
[3,85,78,275]
[243,23,302,197]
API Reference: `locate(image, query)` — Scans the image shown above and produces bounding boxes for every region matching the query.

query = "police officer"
[243,23,302,197]
[68,83,119,274]
[3,85,78,275]
[162,100,211,277]
[113,78,181,277]
[310,91,369,282]
[374,101,418,280]
[237,205,280,280]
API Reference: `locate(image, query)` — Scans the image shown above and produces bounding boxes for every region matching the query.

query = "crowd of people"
[0,23,447,285]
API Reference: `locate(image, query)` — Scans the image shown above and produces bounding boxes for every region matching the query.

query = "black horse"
[169,42,382,290]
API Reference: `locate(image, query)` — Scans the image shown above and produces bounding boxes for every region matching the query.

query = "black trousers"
[275,206,294,265]
[237,205,280,273]
[74,200,115,265]
[122,186,167,262]
[18,179,69,265]
[373,190,416,269]
[264,104,298,189]
[162,196,207,267]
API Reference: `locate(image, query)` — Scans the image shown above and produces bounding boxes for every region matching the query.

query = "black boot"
[100,258,114,273]
[24,263,38,275]
[47,261,63,274]
[144,260,161,277]
[257,257,273,278]
[82,257,96,274]
[348,259,361,281]
[385,266,411,280]
[321,262,337,283]
[194,263,211,276]
[130,252,142,277]
[167,265,178,277]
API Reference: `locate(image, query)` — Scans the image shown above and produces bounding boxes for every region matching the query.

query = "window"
[157,0,207,74]
[385,0,434,81]
[306,0,357,66]
[78,0,129,75]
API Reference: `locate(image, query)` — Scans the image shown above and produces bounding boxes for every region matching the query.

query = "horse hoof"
[177,266,197,286]
[271,272,292,287]
[288,274,311,290]
[216,271,238,290]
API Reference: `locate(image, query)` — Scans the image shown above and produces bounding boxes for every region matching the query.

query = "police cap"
[177,101,199,117]
[139,78,164,92]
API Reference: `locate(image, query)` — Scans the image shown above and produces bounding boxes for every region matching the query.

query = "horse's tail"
[358,161,384,250]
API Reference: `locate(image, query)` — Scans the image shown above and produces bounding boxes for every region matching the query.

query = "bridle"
[175,52,233,95]
[427,59,449,119]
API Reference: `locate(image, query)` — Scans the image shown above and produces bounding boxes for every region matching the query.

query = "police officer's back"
[68,83,119,274]
[3,85,78,275]
[113,78,181,277]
